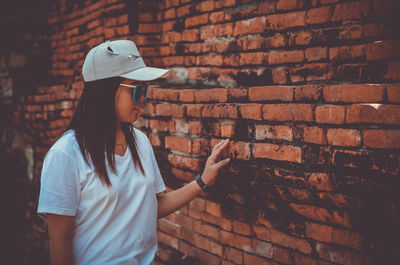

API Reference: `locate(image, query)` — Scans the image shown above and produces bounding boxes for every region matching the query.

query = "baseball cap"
[82,39,169,82]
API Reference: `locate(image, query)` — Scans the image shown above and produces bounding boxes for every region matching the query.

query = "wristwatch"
[195,173,208,190]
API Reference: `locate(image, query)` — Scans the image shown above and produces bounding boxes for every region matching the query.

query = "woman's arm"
[157,139,230,218]
[47,214,75,265]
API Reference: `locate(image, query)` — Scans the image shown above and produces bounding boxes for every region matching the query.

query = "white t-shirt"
[37,128,166,265]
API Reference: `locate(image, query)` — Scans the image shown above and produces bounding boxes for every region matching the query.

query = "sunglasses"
[120,83,149,103]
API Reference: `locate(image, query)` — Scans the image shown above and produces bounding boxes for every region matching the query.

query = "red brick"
[252,225,271,241]
[316,242,364,265]
[192,138,210,156]
[172,167,194,182]
[263,104,313,122]
[251,239,273,258]
[332,1,370,21]
[155,103,171,117]
[255,125,293,141]
[226,141,251,160]
[209,11,225,23]
[232,220,253,236]
[277,0,297,10]
[219,230,251,251]
[327,128,361,147]
[164,8,176,19]
[185,14,209,28]
[244,253,279,265]
[363,22,384,38]
[197,54,224,66]
[158,231,179,249]
[150,87,179,101]
[149,119,175,132]
[363,129,400,148]
[265,34,287,48]
[182,29,199,42]
[272,67,287,84]
[270,228,312,254]
[240,104,263,120]
[189,197,206,212]
[366,39,400,61]
[268,50,304,65]
[305,47,327,61]
[323,84,385,103]
[306,6,332,24]
[179,241,222,265]
[220,124,234,138]
[193,233,223,257]
[189,120,202,135]
[253,143,302,163]
[149,133,161,147]
[158,218,181,237]
[329,44,365,61]
[202,104,238,119]
[272,247,291,264]
[290,203,341,225]
[179,89,195,102]
[239,52,268,65]
[201,223,219,240]
[308,173,333,191]
[165,136,192,153]
[294,85,322,101]
[332,228,363,250]
[195,89,228,103]
[200,212,232,231]
[187,104,204,118]
[316,105,345,124]
[249,86,293,101]
[267,11,306,30]
[137,23,159,33]
[233,17,267,36]
[197,0,214,12]
[175,214,194,229]
[387,83,400,103]
[295,31,312,45]
[239,37,265,50]
[205,200,222,217]
[177,4,190,17]
[305,221,333,243]
[168,154,202,171]
[200,23,233,40]
[224,247,243,264]
[346,104,400,125]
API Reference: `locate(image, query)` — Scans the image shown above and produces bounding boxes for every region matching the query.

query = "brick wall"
[6,0,400,264]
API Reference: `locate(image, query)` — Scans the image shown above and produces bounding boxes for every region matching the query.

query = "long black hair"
[67,77,145,187]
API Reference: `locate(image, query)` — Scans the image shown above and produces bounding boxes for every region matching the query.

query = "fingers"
[213,138,227,151]
[215,157,230,169]
[210,139,230,160]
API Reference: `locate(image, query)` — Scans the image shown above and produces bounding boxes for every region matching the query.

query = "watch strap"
[195,173,208,190]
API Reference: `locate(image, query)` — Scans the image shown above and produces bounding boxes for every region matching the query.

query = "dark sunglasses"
[120,83,149,103]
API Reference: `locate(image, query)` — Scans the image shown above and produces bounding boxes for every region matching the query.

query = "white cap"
[82,39,169,82]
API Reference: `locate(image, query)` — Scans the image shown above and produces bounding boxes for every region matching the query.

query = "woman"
[37,40,230,265]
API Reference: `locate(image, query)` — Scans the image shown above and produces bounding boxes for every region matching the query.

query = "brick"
[249,86,293,101]
[305,47,327,61]
[179,89,195,102]
[332,228,363,250]
[250,239,273,258]
[332,1,370,22]
[329,45,365,61]
[182,29,199,42]
[270,228,312,254]
[202,104,238,119]
[327,128,361,147]
[253,143,302,163]
[263,104,313,122]
[168,154,202,171]
[150,87,179,101]
[198,0,214,12]
[295,31,312,45]
[201,223,219,240]
[239,37,265,50]
[324,84,385,103]
[316,105,345,124]
[200,23,233,40]
[272,67,287,84]
[306,6,332,24]
[272,247,291,264]
[177,4,190,17]
[316,242,364,265]
[277,0,297,10]
[193,233,223,257]
[239,52,269,65]
[165,136,192,153]
[185,14,209,28]
[244,253,279,265]
[233,17,267,36]
[158,218,181,237]
[252,225,271,241]
[187,104,204,118]
[224,247,243,264]
[265,34,287,48]
[164,8,176,19]
[308,173,333,191]
[205,200,222,217]
[387,83,400,102]
[149,119,175,132]
[232,220,253,236]
[363,129,400,148]
[240,104,263,120]
[255,125,293,141]
[197,54,224,66]
[219,230,251,251]
[367,39,400,61]
[346,104,400,125]
[195,89,228,103]
[220,124,235,138]
[172,167,194,182]
[189,120,202,135]
[158,231,179,249]
[306,221,334,243]
[290,203,351,227]
[294,85,322,101]
[189,197,206,212]
[156,103,172,117]
[267,11,306,31]
[268,50,304,65]
[226,141,251,160]
[149,133,161,147]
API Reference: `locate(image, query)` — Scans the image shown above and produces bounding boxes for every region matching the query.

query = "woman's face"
[115,79,147,123]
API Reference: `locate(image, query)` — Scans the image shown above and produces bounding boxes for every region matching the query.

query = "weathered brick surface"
[8,0,400,264]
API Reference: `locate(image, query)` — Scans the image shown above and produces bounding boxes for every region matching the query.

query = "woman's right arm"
[47,214,75,265]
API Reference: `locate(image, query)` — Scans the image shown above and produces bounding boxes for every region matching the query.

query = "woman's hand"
[201,139,231,186]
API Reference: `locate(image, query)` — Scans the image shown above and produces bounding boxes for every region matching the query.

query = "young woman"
[37,40,230,265]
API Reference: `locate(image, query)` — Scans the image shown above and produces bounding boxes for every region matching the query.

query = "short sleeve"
[149,144,166,194]
[37,149,81,216]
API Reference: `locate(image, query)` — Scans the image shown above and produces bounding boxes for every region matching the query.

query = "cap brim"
[120,67,170,81]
